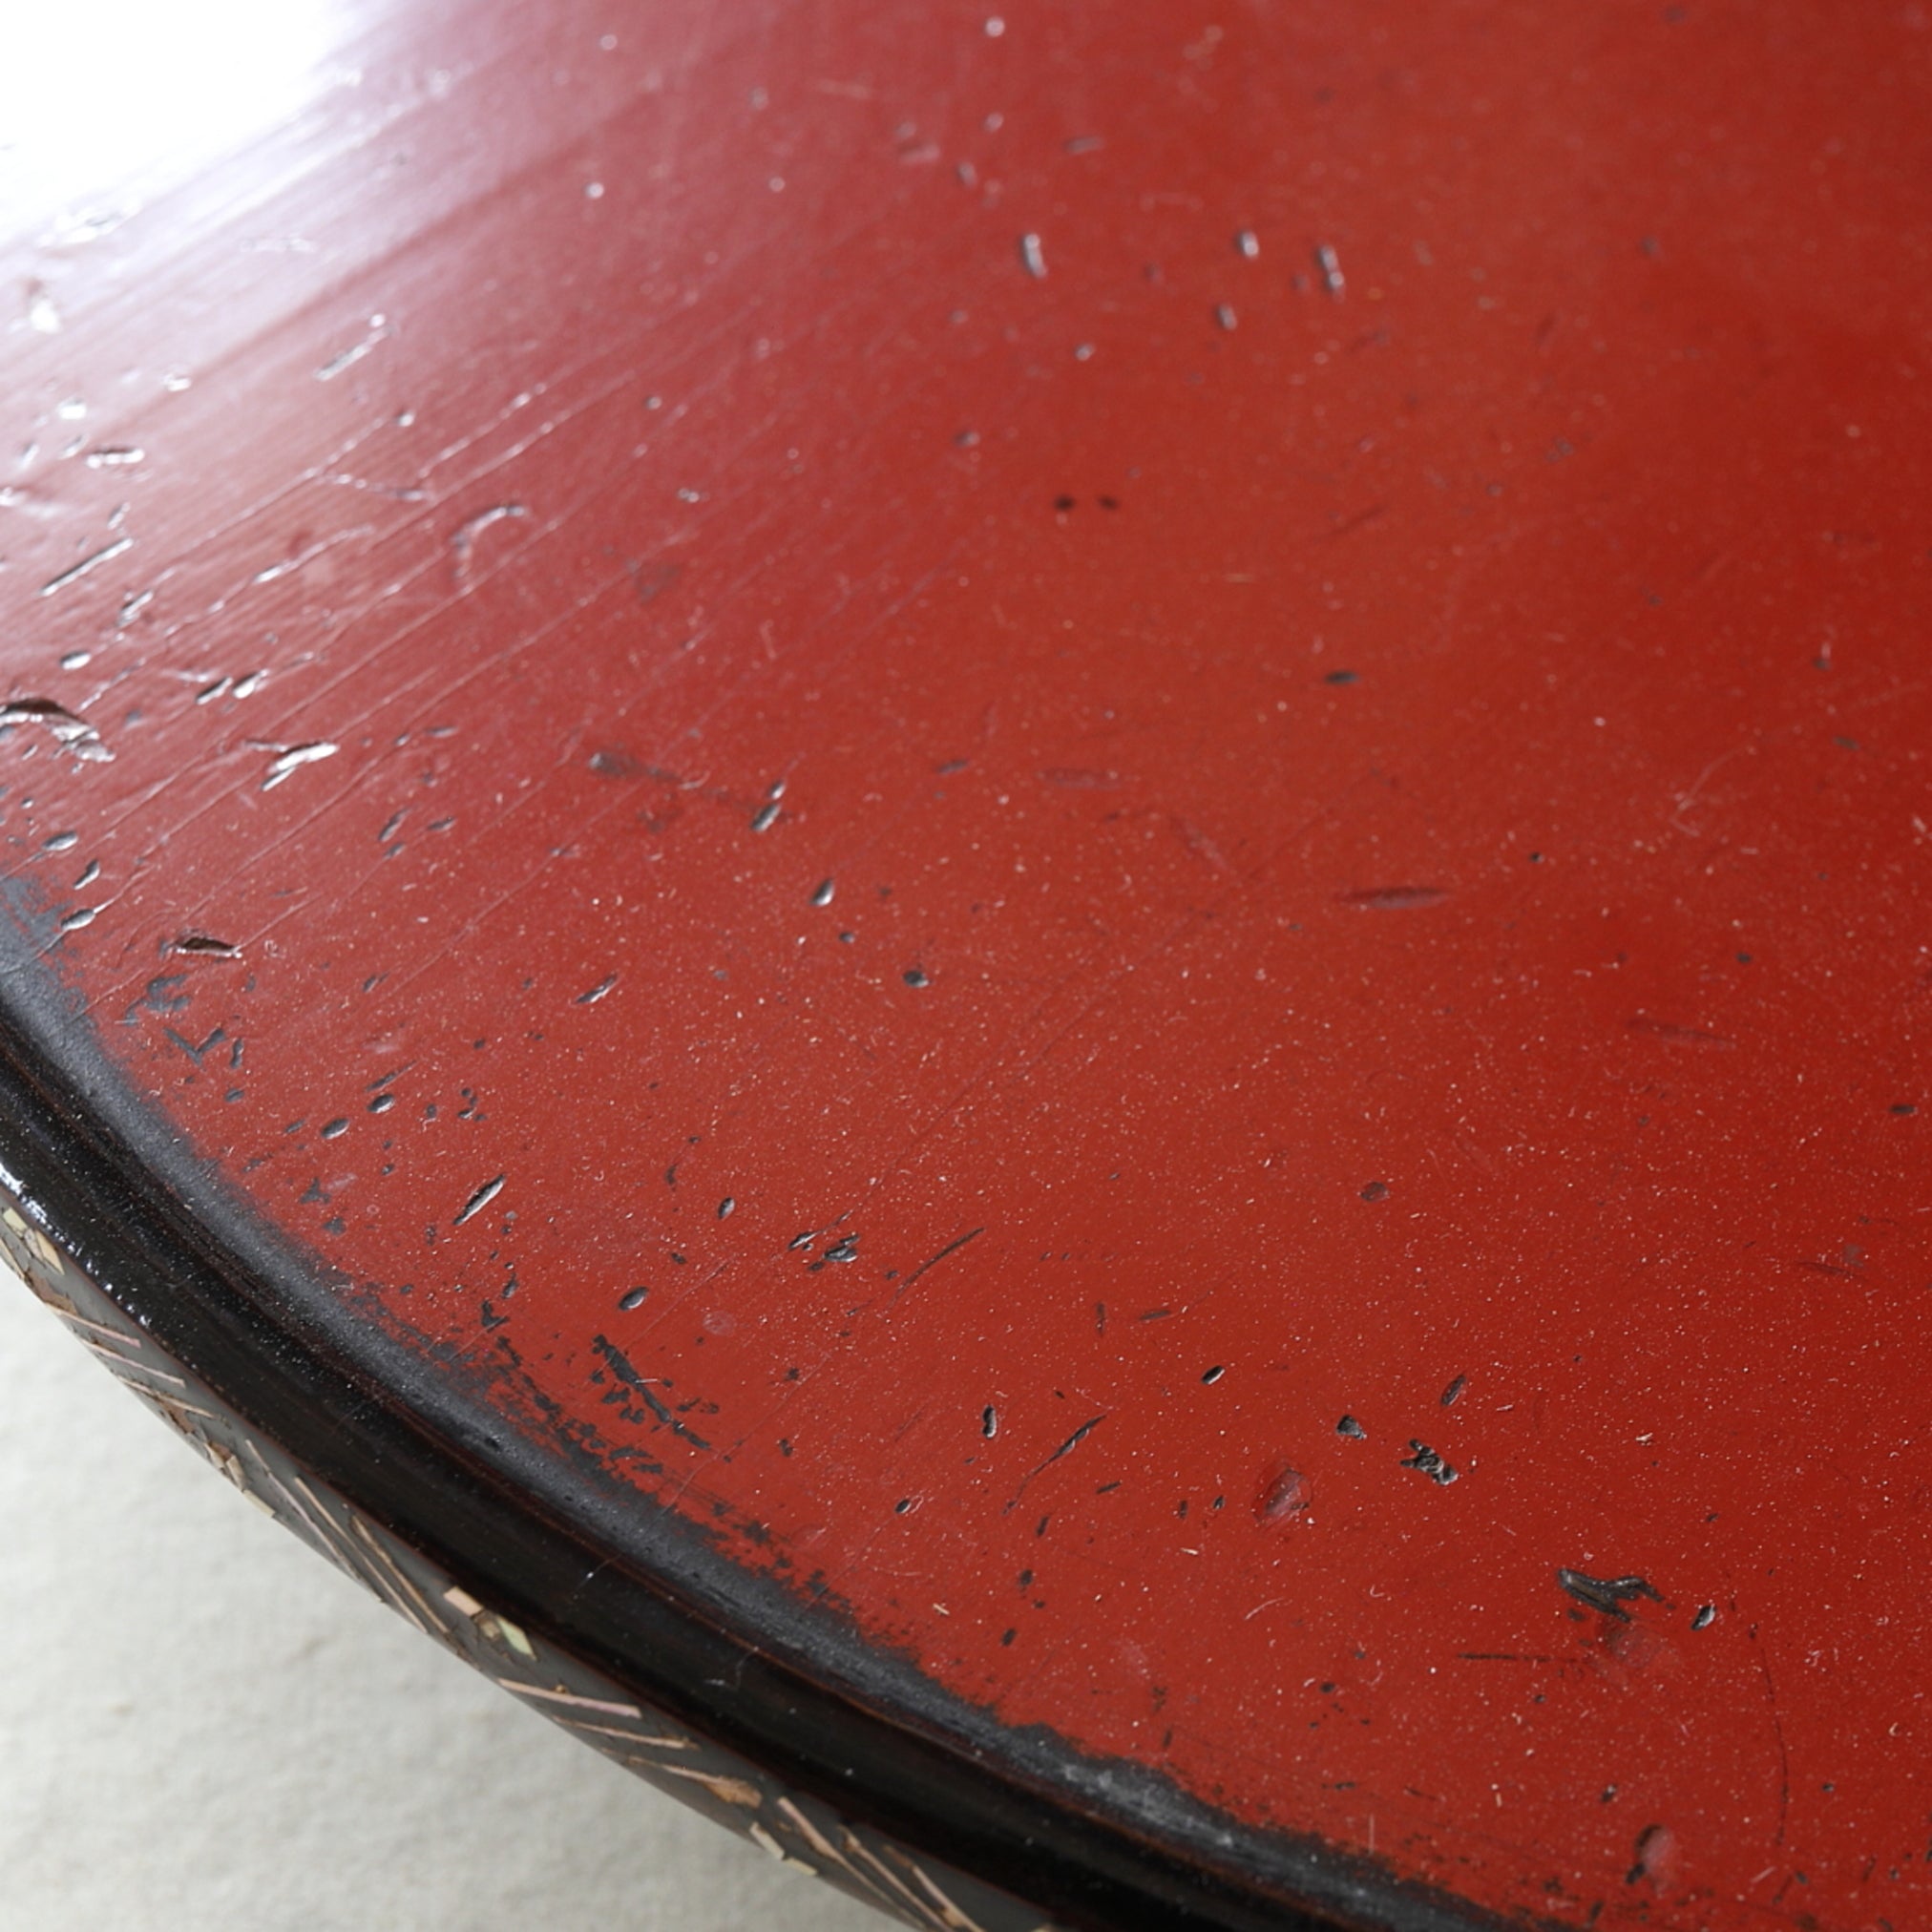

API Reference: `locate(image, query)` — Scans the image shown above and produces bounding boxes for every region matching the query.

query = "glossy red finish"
[6,3,1932,1925]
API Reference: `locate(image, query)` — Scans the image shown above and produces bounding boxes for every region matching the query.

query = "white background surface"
[0,1270,879,1931]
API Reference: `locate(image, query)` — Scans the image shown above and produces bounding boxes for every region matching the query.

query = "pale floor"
[0,1270,879,1931]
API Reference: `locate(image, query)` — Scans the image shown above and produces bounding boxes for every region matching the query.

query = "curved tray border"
[0,905,1516,1932]
[0,1184,1058,1932]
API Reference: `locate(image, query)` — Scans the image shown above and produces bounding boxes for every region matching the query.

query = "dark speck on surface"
[1557,1568,1663,1620]
[1400,1440,1459,1485]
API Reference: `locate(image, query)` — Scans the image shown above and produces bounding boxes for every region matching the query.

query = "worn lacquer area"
[4,3,1931,1927]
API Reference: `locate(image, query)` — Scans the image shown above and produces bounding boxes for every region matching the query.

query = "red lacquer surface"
[5,3,1931,1925]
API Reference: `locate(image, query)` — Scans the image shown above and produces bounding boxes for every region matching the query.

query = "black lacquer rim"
[0,916,1522,1932]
